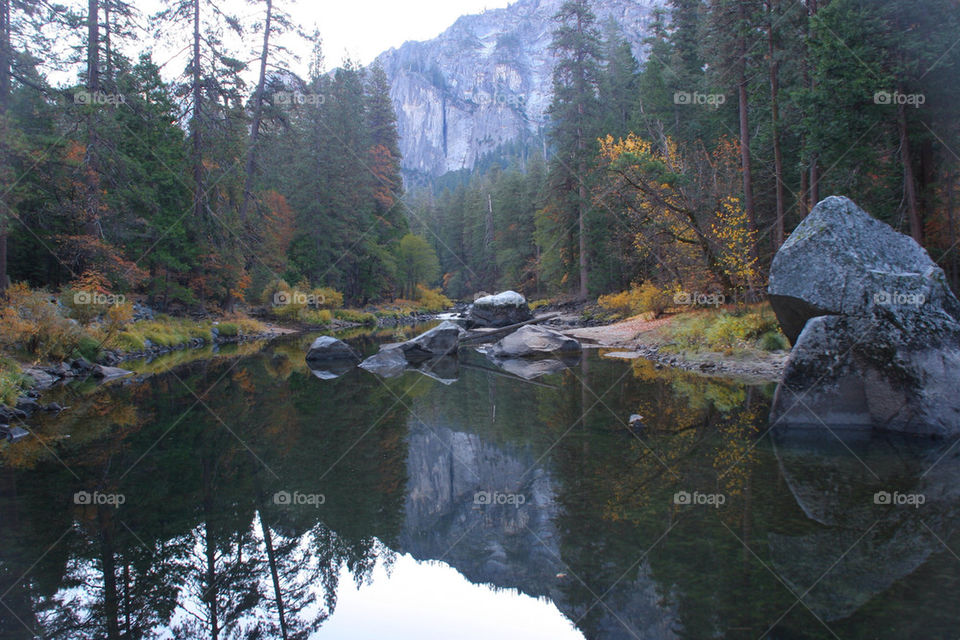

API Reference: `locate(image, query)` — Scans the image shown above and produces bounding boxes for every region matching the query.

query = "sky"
[290,0,514,70]
[123,0,516,81]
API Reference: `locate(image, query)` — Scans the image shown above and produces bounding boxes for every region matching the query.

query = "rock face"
[375,0,664,179]
[469,290,532,327]
[305,336,359,364]
[769,196,960,435]
[490,325,581,358]
[768,195,960,344]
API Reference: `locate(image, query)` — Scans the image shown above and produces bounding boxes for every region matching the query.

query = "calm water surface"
[0,329,958,639]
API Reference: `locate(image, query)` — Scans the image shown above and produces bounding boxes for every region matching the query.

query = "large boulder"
[398,321,462,362]
[359,321,463,377]
[305,336,359,364]
[490,325,581,358]
[771,308,960,435]
[769,195,960,344]
[469,291,533,328]
[769,196,960,436]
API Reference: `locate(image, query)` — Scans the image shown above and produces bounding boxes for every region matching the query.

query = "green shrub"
[116,331,146,352]
[217,323,239,337]
[301,309,333,325]
[759,331,790,351]
[312,287,344,310]
[0,358,31,406]
[73,336,102,361]
[335,309,377,326]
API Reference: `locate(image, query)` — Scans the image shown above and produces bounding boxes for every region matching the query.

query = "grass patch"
[662,303,788,355]
[0,357,32,406]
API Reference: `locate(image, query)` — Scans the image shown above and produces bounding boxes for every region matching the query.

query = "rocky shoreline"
[1,328,290,441]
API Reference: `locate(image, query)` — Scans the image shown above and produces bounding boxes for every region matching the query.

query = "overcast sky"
[122,0,515,82]
[290,0,513,70]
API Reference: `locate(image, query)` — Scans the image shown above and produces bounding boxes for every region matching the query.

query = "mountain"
[373,0,665,181]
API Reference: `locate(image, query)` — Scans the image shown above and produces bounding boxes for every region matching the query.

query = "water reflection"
[0,333,957,639]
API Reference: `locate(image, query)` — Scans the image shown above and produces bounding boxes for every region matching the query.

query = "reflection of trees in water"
[0,345,409,639]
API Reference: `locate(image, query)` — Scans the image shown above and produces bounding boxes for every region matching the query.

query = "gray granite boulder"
[768,195,960,344]
[769,196,960,436]
[305,336,359,364]
[398,321,462,362]
[770,307,960,435]
[490,325,581,358]
[360,322,463,377]
[469,291,533,328]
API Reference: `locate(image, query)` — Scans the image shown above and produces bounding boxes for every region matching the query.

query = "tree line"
[0,0,434,310]
[411,0,960,302]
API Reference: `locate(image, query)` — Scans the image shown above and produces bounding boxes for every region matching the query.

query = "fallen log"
[460,313,561,344]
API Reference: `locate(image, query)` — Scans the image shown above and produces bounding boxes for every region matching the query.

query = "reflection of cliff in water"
[770,428,960,625]
[399,418,680,640]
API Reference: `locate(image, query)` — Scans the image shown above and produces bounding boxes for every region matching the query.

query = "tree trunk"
[259,512,289,639]
[203,457,219,640]
[767,0,785,248]
[84,0,102,239]
[799,166,808,216]
[806,0,819,208]
[897,100,922,243]
[98,508,121,640]
[239,0,273,223]
[737,0,756,239]
[0,0,8,291]
[191,0,204,225]
[87,0,99,91]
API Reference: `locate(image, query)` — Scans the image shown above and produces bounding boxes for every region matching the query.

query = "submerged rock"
[305,336,359,364]
[769,196,960,436]
[359,347,409,378]
[92,365,134,381]
[490,325,581,358]
[469,291,533,328]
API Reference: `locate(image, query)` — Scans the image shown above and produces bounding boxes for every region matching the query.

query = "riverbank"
[559,305,790,381]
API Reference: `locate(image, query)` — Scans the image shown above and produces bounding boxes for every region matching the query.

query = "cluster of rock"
[305,292,583,383]
[1,358,134,442]
[769,196,960,436]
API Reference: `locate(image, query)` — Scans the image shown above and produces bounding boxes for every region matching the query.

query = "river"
[0,330,957,639]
